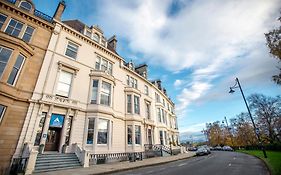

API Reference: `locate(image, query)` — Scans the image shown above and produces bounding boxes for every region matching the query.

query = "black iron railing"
[34,9,53,23]
[9,157,28,175]
[6,0,16,4]
[89,152,143,165]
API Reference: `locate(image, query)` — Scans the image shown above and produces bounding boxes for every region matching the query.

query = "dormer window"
[93,33,100,42]
[19,1,32,12]
[85,30,91,38]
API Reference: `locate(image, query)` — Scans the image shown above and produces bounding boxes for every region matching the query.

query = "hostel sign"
[49,114,64,128]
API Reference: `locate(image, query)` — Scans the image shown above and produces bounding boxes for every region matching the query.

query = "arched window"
[93,33,100,42]
[19,1,32,12]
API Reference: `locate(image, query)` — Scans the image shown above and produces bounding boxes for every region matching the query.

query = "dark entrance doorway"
[45,127,61,151]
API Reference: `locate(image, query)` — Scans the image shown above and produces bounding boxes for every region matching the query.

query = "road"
[112,151,269,175]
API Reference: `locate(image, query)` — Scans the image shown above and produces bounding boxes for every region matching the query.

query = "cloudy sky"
[34,0,281,141]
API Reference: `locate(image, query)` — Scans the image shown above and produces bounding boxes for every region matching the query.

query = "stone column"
[40,105,53,145]
[59,108,71,153]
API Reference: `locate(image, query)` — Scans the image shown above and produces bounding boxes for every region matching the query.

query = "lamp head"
[229,87,235,94]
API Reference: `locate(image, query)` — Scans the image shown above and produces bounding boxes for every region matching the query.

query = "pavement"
[34,152,196,175]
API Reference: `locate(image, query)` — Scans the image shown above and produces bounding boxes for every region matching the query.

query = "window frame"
[127,125,133,145]
[0,104,7,124]
[65,41,79,60]
[5,18,24,38]
[0,46,13,80]
[100,81,111,106]
[56,70,73,98]
[7,54,25,86]
[144,85,149,95]
[135,125,141,145]
[0,13,7,30]
[91,80,99,104]
[19,1,32,12]
[95,56,113,75]
[134,95,140,114]
[22,25,34,43]
[97,118,109,145]
[86,118,95,145]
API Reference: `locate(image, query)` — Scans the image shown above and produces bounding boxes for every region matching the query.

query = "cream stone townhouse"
[11,1,180,174]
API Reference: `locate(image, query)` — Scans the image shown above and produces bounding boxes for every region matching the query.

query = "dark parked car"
[188,147,197,151]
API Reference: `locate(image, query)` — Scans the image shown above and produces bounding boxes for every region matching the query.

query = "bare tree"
[248,94,281,143]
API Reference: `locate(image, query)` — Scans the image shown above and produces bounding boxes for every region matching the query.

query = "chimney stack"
[53,0,66,21]
[108,35,117,50]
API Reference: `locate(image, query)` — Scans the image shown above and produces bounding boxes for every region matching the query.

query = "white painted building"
[13,1,180,173]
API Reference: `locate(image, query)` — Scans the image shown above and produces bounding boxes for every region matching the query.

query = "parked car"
[214,146,222,150]
[198,146,211,154]
[188,147,197,151]
[196,147,209,156]
[222,146,233,151]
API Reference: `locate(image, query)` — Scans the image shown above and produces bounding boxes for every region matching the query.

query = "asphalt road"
[112,151,269,175]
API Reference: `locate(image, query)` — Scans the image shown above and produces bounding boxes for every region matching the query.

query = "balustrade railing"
[89,152,143,165]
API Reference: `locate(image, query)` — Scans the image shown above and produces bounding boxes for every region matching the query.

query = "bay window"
[95,56,113,75]
[0,13,7,29]
[91,80,99,104]
[134,95,140,114]
[100,81,111,106]
[7,54,25,85]
[0,104,7,124]
[127,125,133,145]
[97,119,108,144]
[0,47,13,78]
[127,94,132,113]
[135,125,141,145]
[5,18,24,37]
[87,118,95,144]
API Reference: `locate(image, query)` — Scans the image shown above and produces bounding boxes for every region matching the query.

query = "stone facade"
[0,0,54,174]
[10,1,180,174]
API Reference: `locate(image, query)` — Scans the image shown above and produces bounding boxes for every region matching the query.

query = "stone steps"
[34,153,81,173]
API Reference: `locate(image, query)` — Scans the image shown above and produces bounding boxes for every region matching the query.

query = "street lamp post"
[229,77,267,158]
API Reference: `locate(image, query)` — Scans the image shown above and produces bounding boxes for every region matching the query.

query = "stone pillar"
[40,105,53,145]
[59,108,71,152]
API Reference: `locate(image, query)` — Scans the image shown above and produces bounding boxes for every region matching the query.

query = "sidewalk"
[35,152,196,175]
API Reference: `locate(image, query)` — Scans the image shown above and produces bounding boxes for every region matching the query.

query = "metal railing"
[5,0,16,4]
[34,9,53,23]
[89,152,144,165]
[9,157,28,175]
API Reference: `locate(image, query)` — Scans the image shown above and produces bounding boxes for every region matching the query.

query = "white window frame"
[7,54,25,86]
[65,41,79,60]
[0,46,13,79]
[97,118,109,145]
[22,25,34,43]
[86,118,95,145]
[56,70,73,97]
[135,125,141,145]
[5,18,24,38]
[0,104,6,124]
[144,85,149,95]
[19,1,32,12]
[95,56,113,75]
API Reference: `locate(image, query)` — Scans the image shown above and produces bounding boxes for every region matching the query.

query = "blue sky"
[33,0,281,142]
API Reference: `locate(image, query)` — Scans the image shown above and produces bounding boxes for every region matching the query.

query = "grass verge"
[237,150,281,175]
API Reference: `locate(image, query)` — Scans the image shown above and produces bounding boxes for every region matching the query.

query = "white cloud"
[91,0,281,119]
[173,79,182,88]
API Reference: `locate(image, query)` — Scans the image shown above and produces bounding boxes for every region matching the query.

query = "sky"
[33,0,281,142]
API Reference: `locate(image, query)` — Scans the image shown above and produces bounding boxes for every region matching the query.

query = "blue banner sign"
[49,114,64,128]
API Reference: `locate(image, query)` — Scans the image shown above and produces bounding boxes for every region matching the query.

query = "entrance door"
[45,128,61,151]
